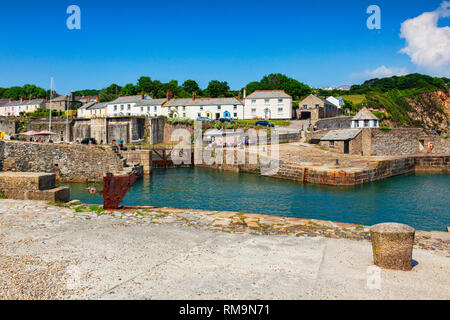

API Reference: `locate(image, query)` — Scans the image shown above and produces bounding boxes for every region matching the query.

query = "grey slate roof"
[320,129,362,141]
[109,96,144,104]
[89,102,109,110]
[245,90,291,99]
[78,102,96,110]
[0,99,45,107]
[352,107,378,121]
[166,97,243,107]
[135,99,167,107]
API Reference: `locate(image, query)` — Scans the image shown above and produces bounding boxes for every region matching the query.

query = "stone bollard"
[370,222,415,271]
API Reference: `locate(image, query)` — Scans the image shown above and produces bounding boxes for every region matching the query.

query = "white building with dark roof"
[106,95,152,117]
[243,90,292,120]
[163,97,244,120]
[351,107,379,128]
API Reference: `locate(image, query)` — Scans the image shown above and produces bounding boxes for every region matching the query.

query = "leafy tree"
[137,76,153,94]
[120,83,138,96]
[2,86,24,100]
[105,84,122,95]
[205,80,230,98]
[182,80,201,94]
[246,73,311,100]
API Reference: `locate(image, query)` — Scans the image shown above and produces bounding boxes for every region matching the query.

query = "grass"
[0,193,7,199]
[341,94,366,104]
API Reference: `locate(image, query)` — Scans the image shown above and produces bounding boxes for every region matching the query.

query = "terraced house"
[0,98,46,116]
[243,90,292,120]
[164,96,244,120]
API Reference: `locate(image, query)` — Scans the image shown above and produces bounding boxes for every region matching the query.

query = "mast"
[49,77,53,131]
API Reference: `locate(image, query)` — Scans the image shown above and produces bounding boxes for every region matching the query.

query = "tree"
[182,80,201,94]
[137,76,153,94]
[205,80,230,98]
[120,83,138,96]
[2,86,24,100]
[105,84,122,95]
[245,74,311,99]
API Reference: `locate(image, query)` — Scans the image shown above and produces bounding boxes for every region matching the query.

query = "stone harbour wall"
[0,141,124,182]
[368,128,450,155]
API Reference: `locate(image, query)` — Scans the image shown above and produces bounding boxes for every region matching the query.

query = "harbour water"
[66,167,450,231]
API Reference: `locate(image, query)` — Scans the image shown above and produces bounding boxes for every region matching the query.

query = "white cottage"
[163,97,244,120]
[351,107,379,128]
[243,90,292,120]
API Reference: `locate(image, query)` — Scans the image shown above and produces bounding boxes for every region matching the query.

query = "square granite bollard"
[370,223,416,271]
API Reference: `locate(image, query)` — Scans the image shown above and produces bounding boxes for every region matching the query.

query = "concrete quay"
[0,199,448,300]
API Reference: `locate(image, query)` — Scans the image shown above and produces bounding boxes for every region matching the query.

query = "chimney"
[141,92,145,100]
[243,88,246,99]
[118,94,123,97]
[70,91,75,102]
[238,92,241,100]
[96,96,100,103]
[20,97,23,102]
[192,92,196,101]
[166,91,173,100]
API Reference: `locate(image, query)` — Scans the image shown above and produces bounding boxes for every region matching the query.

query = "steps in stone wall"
[0,172,69,202]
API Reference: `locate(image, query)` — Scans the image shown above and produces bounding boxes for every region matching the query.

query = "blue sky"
[0,0,449,93]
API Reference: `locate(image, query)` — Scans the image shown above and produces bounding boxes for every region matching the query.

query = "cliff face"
[405,90,450,132]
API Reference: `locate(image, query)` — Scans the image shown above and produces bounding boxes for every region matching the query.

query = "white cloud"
[351,65,408,79]
[399,1,450,71]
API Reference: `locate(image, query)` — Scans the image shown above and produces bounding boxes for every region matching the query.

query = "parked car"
[219,118,235,123]
[81,138,97,145]
[255,120,275,127]
[197,117,214,122]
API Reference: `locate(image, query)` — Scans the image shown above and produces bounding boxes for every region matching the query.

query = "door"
[205,111,212,119]
[223,111,231,118]
[344,141,349,154]
[264,108,271,119]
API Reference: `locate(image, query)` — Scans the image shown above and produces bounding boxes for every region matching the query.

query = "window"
[315,104,319,109]
[120,105,124,111]
[251,99,256,105]
[234,113,237,117]
[198,113,201,117]
[278,99,283,104]
[233,105,237,110]
[154,106,157,111]
[141,107,144,112]
[200,106,203,110]
[114,105,117,111]
[364,120,369,127]
[127,104,131,110]
[278,107,283,113]
[175,106,178,110]
[329,141,334,147]
[251,108,256,115]
[265,99,270,105]
[217,105,221,110]
[183,113,186,117]
[182,106,186,111]
[303,105,308,109]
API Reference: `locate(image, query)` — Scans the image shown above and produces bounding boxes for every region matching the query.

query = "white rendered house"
[163,97,244,120]
[243,90,292,120]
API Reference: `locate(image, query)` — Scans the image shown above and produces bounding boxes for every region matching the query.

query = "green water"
[66,167,450,231]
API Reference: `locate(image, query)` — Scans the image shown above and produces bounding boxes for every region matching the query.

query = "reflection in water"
[65,168,450,231]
